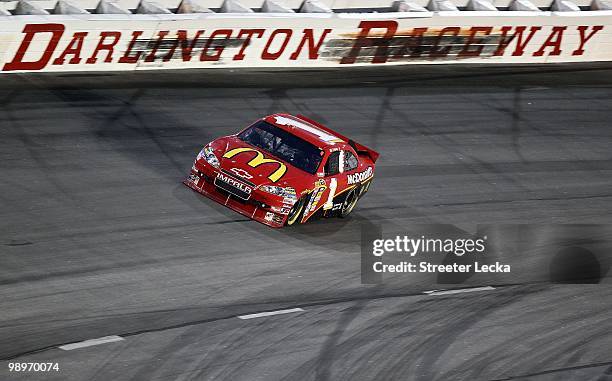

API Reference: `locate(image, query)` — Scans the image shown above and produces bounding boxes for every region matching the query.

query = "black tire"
[286,194,308,226]
[339,186,360,218]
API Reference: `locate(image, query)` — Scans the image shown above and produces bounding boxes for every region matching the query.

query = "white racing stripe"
[424,286,495,296]
[238,308,304,320]
[59,335,124,351]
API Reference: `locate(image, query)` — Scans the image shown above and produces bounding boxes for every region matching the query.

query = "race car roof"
[264,114,346,149]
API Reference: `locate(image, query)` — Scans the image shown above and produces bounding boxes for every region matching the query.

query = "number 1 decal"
[323,178,337,210]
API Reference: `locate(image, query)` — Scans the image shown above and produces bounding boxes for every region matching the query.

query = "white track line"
[424,286,495,296]
[238,308,304,320]
[59,335,124,351]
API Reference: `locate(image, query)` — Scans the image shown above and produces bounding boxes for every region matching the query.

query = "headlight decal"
[260,185,297,201]
[200,146,220,168]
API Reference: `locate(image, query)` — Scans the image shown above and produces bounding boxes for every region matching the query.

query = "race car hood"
[211,136,316,189]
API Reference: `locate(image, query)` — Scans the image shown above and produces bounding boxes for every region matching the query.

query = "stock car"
[184,114,379,228]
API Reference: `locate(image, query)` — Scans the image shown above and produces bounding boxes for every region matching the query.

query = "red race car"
[184,114,378,228]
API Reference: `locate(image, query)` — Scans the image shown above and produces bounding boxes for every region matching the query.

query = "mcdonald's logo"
[223,147,287,182]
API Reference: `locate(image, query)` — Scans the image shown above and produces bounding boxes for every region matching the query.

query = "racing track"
[1,65,612,381]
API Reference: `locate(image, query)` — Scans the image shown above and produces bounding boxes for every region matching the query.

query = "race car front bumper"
[183,164,288,228]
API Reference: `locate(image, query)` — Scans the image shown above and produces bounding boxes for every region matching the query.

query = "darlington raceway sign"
[0,14,611,72]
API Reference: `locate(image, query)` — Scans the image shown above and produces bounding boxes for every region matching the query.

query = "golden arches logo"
[222,147,287,182]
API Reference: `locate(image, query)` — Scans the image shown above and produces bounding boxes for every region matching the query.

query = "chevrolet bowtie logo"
[230,167,253,179]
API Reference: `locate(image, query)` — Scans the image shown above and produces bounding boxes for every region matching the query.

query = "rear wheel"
[286,195,308,226]
[339,186,360,218]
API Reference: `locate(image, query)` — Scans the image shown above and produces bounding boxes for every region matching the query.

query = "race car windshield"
[238,121,323,174]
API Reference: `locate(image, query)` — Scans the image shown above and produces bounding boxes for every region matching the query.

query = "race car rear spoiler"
[296,114,380,163]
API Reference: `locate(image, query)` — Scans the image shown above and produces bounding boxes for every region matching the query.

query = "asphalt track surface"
[1,65,612,381]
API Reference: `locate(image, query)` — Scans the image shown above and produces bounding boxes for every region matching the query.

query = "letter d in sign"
[3,24,65,71]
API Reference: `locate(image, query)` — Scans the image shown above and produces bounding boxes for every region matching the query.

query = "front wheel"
[286,194,308,226]
[339,186,360,218]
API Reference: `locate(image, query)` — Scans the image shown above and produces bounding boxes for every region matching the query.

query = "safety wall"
[1,12,611,72]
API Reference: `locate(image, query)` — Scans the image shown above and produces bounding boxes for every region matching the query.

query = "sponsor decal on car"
[188,173,199,183]
[282,187,297,205]
[347,167,373,185]
[271,206,291,215]
[223,147,287,182]
[264,212,283,223]
[305,180,327,214]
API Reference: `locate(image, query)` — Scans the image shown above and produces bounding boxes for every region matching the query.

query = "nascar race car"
[184,114,378,228]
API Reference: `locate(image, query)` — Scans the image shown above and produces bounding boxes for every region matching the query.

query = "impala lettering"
[216,172,253,195]
[223,147,287,182]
